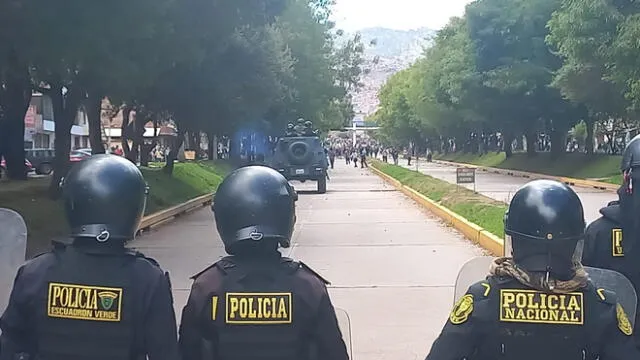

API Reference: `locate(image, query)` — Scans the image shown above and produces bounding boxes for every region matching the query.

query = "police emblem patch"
[616,303,633,336]
[47,283,123,322]
[449,294,473,325]
[225,292,292,324]
[499,289,583,325]
[612,228,624,257]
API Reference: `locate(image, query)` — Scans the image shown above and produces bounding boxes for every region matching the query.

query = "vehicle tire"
[287,141,312,165]
[317,176,327,194]
[37,163,53,175]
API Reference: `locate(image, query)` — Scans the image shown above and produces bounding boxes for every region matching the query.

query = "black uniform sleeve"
[178,278,211,360]
[425,281,489,360]
[582,220,600,266]
[0,267,32,360]
[312,288,350,360]
[143,272,180,360]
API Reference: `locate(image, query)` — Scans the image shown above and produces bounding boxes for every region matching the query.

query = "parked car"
[70,149,92,163]
[0,157,34,178]
[25,148,56,175]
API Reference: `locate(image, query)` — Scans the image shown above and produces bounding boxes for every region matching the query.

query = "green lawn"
[434,152,622,184]
[0,161,232,257]
[372,160,507,238]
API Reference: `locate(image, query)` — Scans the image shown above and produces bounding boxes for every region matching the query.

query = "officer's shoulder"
[284,258,331,286]
[190,256,234,280]
[588,285,618,306]
[22,250,57,269]
[125,249,164,272]
[465,278,494,300]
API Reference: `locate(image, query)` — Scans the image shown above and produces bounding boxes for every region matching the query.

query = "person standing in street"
[584,134,640,347]
[359,147,368,168]
[0,155,179,360]
[178,166,349,360]
[328,147,335,169]
[426,179,639,360]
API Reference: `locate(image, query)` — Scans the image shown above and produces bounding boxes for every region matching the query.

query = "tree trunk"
[120,105,133,156]
[549,123,567,159]
[49,84,81,198]
[585,118,595,155]
[126,110,146,164]
[163,127,186,175]
[524,127,537,157]
[207,131,216,160]
[503,131,514,158]
[87,94,105,154]
[2,64,31,180]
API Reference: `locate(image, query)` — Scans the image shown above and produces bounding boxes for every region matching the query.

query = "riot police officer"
[425,179,639,360]
[178,166,349,360]
[584,134,640,345]
[0,155,179,360]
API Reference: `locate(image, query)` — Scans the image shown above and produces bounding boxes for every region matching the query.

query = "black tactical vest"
[475,278,604,360]
[35,246,138,360]
[212,257,311,360]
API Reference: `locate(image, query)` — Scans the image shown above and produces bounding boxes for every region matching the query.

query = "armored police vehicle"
[269,119,329,194]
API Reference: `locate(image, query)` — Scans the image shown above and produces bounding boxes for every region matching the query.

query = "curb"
[432,159,618,192]
[370,166,504,256]
[138,193,213,233]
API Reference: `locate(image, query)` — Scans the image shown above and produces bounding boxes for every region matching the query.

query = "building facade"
[24,93,90,150]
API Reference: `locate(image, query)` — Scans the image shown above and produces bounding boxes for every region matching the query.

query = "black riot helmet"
[504,179,585,280]
[61,154,148,243]
[617,134,640,255]
[212,166,298,255]
[621,134,640,172]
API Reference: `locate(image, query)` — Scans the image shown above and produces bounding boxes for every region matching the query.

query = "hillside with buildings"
[350,27,435,116]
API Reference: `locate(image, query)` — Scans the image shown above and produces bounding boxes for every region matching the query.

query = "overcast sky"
[330,0,473,32]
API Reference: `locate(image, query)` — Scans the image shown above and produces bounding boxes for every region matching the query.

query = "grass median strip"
[371,160,507,238]
[434,152,622,185]
[0,160,232,257]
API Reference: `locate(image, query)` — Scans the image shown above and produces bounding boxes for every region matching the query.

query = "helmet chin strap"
[545,250,554,290]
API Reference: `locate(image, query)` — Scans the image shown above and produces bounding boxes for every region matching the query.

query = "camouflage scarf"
[489,257,588,293]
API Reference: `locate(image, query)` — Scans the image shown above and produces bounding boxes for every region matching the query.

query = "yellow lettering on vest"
[567,295,580,311]
[225,293,292,324]
[47,283,122,322]
[612,229,624,257]
[539,294,547,309]
[239,298,248,318]
[504,308,515,318]
[277,298,288,319]
[502,292,515,307]
[499,289,583,325]
[228,298,238,318]
[247,298,257,319]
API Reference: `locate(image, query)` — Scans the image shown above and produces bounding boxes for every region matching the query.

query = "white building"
[24,93,90,150]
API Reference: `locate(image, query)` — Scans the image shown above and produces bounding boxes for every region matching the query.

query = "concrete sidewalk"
[130,161,485,360]
[400,159,616,223]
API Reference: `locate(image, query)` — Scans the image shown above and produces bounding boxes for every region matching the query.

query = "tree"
[546,0,628,154]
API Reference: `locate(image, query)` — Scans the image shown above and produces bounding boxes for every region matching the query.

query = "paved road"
[400,159,616,223]
[131,161,485,360]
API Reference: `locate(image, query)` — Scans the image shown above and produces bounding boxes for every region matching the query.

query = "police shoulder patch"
[616,303,633,336]
[450,294,474,325]
[225,292,292,324]
[47,283,123,322]
[611,228,624,257]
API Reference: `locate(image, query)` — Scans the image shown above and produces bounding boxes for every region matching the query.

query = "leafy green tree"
[546,0,627,154]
